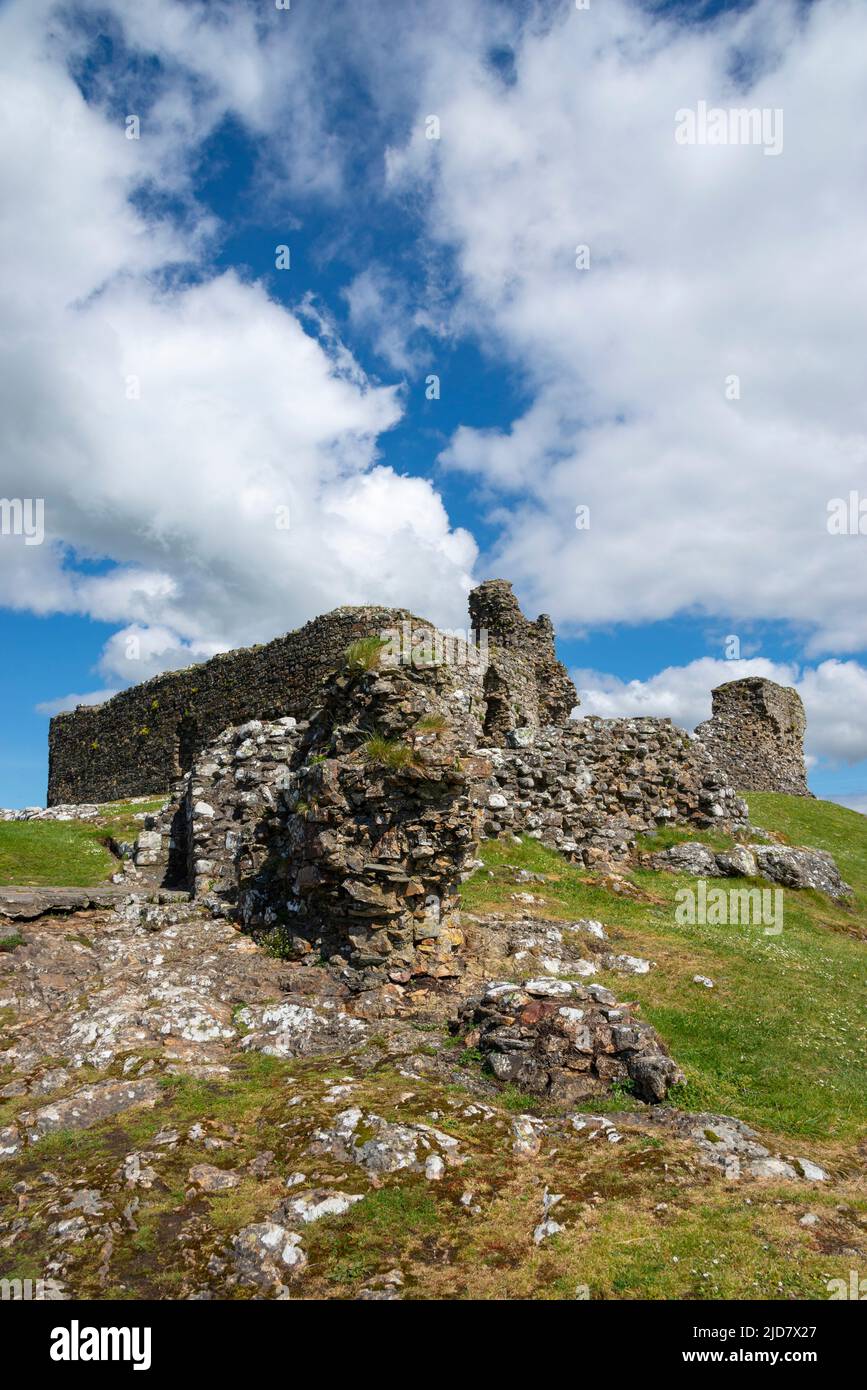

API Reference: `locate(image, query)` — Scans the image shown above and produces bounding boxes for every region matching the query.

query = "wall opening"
[176,716,199,775]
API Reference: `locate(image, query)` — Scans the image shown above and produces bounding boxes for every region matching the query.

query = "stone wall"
[47,580,578,806]
[135,701,749,975]
[694,678,812,797]
[468,579,578,740]
[140,660,491,983]
[478,718,748,865]
[47,606,487,806]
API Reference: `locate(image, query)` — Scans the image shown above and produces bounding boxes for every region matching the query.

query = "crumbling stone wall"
[180,717,303,899]
[257,668,491,985]
[48,580,578,805]
[469,579,578,741]
[141,660,491,983]
[694,678,812,797]
[460,977,683,1105]
[111,714,307,894]
[47,606,487,806]
[138,702,748,973]
[479,719,748,865]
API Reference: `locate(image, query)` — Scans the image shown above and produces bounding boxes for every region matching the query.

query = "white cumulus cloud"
[0,0,478,710]
[385,0,867,652]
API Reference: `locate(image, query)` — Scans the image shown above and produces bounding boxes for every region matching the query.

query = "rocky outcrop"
[750,845,852,899]
[623,1109,829,1182]
[0,885,135,920]
[695,677,812,796]
[648,841,852,902]
[0,897,371,1122]
[0,875,844,1301]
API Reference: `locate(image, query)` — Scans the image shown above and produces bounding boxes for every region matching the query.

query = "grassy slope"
[462,795,867,1148]
[0,799,166,887]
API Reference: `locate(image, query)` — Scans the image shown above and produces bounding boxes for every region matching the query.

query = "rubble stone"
[458,976,684,1105]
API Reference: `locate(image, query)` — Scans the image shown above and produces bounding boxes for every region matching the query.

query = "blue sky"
[1,0,866,809]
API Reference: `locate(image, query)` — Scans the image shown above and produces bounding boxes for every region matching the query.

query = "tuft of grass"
[361,735,418,770]
[636,824,738,854]
[496,1084,557,1116]
[305,1184,439,1291]
[0,933,25,952]
[344,636,389,672]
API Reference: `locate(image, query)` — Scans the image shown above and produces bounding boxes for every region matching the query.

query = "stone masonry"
[480,718,748,864]
[694,678,812,797]
[134,654,492,982]
[46,581,819,983]
[125,613,752,981]
[48,582,572,805]
[44,609,374,804]
[469,579,578,739]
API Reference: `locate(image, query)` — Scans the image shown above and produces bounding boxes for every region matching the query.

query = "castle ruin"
[45,582,814,981]
[48,579,573,805]
[48,606,486,805]
[694,677,812,797]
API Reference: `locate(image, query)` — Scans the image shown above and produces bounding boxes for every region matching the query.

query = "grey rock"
[19,1080,162,1143]
[751,846,852,902]
[649,843,721,877]
[715,846,758,878]
[188,1163,240,1192]
[231,1221,306,1291]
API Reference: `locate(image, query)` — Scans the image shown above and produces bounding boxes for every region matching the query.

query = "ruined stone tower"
[694,677,812,797]
[468,579,578,743]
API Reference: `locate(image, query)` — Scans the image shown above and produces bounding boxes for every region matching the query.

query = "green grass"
[461,797,867,1147]
[0,791,864,1302]
[305,1184,440,1290]
[1,1028,862,1301]
[343,636,388,672]
[414,713,449,734]
[636,823,739,854]
[0,797,166,887]
[361,735,418,770]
